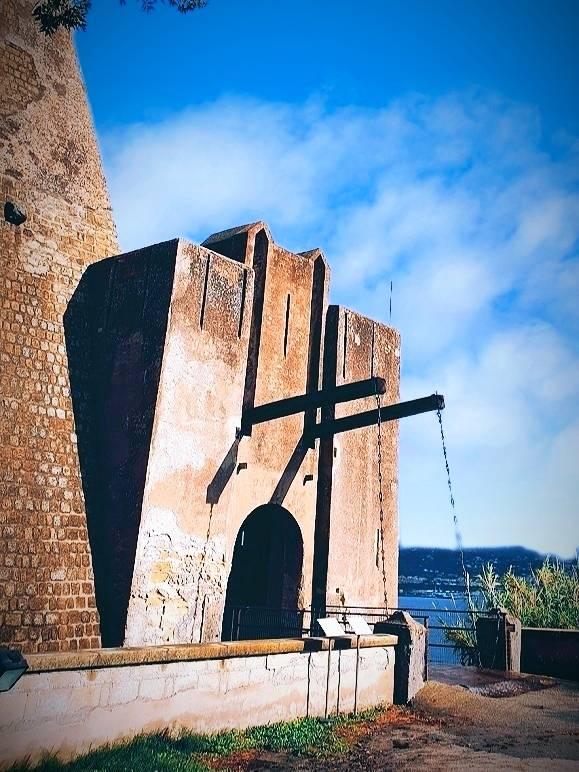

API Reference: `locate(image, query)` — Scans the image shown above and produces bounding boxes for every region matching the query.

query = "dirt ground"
[231,676,579,771]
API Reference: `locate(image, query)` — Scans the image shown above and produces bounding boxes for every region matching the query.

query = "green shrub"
[477,558,579,629]
[442,621,479,666]
[442,558,579,663]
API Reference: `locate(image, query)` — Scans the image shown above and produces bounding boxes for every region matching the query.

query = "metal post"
[324,638,333,720]
[353,634,361,715]
[424,617,429,681]
[235,607,241,641]
[199,594,207,643]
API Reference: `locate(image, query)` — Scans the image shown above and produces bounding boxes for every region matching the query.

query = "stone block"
[224,668,250,692]
[107,680,139,706]
[173,673,199,693]
[476,608,521,672]
[375,611,426,704]
[196,672,222,692]
[138,678,165,701]
[0,690,28,726]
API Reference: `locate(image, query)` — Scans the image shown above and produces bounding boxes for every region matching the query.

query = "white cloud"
[102,91,579,557]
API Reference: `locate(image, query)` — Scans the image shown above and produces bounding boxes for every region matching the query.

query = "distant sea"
[396,544,568,633]
[399,594,468,612]
[397,544,569,602]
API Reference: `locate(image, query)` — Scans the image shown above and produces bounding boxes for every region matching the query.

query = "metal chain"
[375,389,389,610]
[436,398,481,665]
[435,399,468,580]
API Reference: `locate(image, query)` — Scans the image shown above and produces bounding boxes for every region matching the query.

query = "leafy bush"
[442,558,579,663]
[442,618,480,666]
[477,558,579,629]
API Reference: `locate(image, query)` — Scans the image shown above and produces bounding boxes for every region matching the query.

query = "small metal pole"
[199,594,207,643]
[354,634,361,715]
[336,649,341,716]
[424,617,429,681]
[503,611,509,671]
[324,638,333,719]
[235,607,241,641]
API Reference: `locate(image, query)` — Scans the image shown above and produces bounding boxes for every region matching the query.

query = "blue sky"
[77,0,579,556]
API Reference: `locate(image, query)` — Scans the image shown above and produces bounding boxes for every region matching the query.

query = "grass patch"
[12,708,387,771]
[10,732,210,771]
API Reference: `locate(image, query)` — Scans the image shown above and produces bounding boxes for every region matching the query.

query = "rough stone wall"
[0,0,118,652]
[87,223,399,646]
[223,235,319,608]
[0,637,396,766]
[316,306,400,610]
[124,224,330,645]
[125,240,255,645]
[202,224,328,633]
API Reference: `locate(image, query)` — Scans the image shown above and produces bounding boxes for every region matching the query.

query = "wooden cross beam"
[241,377,386,436]
[308,393,445,439]
[241,378,444,439]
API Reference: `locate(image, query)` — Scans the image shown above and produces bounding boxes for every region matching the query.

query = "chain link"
[436,398,481,665]
[375,388,389,610]
[435,399,466,574]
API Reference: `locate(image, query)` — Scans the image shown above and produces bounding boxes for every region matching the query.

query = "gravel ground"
[237,677,579,771]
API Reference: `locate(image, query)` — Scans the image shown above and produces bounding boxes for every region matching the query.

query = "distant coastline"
[398,545,576,597]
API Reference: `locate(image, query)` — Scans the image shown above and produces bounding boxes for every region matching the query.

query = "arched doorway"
[221,504,304,640]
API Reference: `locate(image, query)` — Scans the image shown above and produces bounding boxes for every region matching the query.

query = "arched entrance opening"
[221,504,304,640]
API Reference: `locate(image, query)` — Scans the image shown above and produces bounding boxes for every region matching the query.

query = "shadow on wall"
[64,244,177,646]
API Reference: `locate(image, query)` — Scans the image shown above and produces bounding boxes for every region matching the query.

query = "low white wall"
[0,636,396,767]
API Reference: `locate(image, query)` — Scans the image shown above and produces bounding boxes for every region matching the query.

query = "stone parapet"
[23,633,397,672]
[0,636,397,767]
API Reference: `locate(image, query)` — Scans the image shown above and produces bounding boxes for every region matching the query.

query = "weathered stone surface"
[22,633,397,672]
[0,0,118,653]
[1,3,402,654]
[0,638,397,767]
[76,226,401,647]
[316,306,401,611]
[476,608,522,672]
[375,610,426,704]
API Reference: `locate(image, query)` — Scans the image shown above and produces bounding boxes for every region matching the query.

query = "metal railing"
[222,603,489,667]
[394,605,488,665]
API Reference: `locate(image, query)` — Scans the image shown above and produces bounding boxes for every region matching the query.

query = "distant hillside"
[398,545,565,596]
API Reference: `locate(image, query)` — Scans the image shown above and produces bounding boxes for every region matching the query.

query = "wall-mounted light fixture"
[0,648,28,691]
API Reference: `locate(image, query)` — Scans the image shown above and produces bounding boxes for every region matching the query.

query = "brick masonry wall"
[0,637,397,766]
[0,0,118,652]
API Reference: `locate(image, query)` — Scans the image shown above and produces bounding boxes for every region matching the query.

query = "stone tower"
[0,1,118,652]
[67,226,400,648]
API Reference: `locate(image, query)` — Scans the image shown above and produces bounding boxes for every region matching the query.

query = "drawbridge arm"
[308,394,445,439]
[241,377,386,436]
